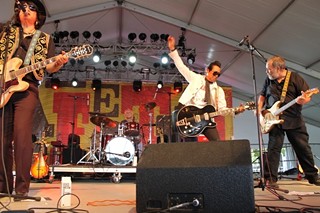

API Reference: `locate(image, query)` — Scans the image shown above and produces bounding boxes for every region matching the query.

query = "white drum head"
[105,136,135,165]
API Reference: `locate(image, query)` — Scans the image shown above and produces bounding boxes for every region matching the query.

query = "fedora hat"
[14,0,46,29]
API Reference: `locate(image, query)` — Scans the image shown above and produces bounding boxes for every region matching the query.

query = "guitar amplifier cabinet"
[136,140,255,213]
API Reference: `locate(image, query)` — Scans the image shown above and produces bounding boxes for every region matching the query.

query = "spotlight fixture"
[104,60,111,66]
[70,31,79,39]
[150,33,160,42]
[128,33,137,42]
[93,31,102,39]
[121,60,127,67]
[128,51,137,64]
[170,63,176,69]
[153,62,160,69]
[78,59,84,65]
[93,50,101,63]
[91,79,102,91]
[133,80,142,92]
[59,31,69,40]
[71,78,78,87]
[138,33,147,41]
[174,81,183,93]
[113,60,119,67]
[160,34,169,42]
[160,52,169,65]
[51,78,60,90]
[82,31,91,39]
[157,80,163,89]
[187,53,195,64]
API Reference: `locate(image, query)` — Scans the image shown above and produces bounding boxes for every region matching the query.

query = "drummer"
[120,109,143,157]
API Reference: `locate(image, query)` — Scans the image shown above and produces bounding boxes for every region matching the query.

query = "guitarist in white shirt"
[0,0,68,199]
[258,55,319,187]
[168,35,244,142]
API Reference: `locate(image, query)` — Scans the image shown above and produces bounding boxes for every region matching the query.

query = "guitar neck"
[274,98,297,116]
[208,107,235,118]
[12,57,57,79]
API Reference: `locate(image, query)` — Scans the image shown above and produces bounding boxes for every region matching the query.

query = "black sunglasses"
[22,3,38,12]
[212,71,221,77]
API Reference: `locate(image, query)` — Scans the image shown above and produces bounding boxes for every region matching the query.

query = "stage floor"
[0,167,319,213]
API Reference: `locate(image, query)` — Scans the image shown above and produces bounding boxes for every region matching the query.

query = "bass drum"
[105,136,135,166]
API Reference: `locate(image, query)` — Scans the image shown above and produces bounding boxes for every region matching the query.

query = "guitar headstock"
[244,101,256,110]
[69,44,94,60]
[304,88,319,97]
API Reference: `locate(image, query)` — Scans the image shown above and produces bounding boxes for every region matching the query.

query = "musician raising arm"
[0,0,68,198]
[168,35,232,142]
[258,55,320,187]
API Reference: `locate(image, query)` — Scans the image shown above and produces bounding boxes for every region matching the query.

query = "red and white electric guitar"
[0,44,93,109]
[260,88,319,134]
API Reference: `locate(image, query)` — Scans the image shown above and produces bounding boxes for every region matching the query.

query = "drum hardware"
[77,125,100,164]
[144,102,156,111]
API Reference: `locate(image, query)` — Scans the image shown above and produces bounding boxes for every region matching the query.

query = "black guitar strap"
[280,71,291,103]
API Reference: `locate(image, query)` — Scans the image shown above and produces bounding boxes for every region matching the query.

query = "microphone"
[238,35,249,46]
[16,0,27,14]
[123,151,131,158]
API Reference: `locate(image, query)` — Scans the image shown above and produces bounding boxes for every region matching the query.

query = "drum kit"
[77,102,156,166]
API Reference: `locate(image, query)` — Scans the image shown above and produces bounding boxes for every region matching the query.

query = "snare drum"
[105,136,135,165]
[123,122,140,137]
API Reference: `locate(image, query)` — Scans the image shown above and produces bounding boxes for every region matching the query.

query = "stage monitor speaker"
[136,140,255,213]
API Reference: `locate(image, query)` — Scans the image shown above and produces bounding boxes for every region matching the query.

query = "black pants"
[264,124,318,182]
[0,86,38,194]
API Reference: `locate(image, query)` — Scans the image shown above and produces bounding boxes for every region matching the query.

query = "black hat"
[14,0,47,29]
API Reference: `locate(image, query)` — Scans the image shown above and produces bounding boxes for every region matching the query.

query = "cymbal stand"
[148,112,153,144]
[97,122,105,162]
[77,125,99,164]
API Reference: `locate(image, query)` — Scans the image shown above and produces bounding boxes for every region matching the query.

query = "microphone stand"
[244,37,288,198]
[68,95,79,164]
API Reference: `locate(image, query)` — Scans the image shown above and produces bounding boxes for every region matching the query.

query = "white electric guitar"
[260,88,319,134]
[0,44,93,109]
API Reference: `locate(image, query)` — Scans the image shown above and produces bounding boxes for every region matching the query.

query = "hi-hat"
[144,102,156,110]
[90,116,117,128]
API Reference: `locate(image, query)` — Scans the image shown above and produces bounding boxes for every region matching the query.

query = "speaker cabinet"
[136,140,255,213]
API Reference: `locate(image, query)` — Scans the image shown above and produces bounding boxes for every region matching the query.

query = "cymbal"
[145,102,156,110]
[90,116,117,128]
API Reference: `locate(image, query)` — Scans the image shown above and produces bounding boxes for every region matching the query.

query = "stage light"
[161,53,169,65]
[138,33,147,41]
[69,58,76,66]
[70,31,79,39]
[128,51,137,64]
[174,81,183,93]
[71,78,78,87]
[91,79,102,91]
[59,31,69,39]
[133,80,142,92]
[93,50,101,63]
[187,53,195,64]
[160,34,169,42]
[78,59,84,65]
[93,31,102,39]
[157,80,163,89]
[121,60,127,67]
[128,33,137,42]
[150,33,159,42]
[104,60,111,66]
[51,78,60,90]
[82,31,91,39]
[170,63,176,69]
[52,31,59,43]
[113,61,119,67]
[153,62,160,68]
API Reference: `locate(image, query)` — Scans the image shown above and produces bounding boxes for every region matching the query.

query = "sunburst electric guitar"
[176,102,255,137]
[0,44,93,109]
[260,88,319,134]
